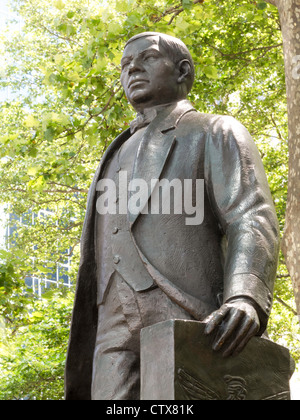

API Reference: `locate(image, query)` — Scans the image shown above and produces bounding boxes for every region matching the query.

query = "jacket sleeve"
[204,116,280,333]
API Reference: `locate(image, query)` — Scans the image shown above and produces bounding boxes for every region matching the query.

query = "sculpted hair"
[125,32,195,94]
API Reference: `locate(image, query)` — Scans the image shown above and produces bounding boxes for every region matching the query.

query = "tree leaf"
[27,167,39,176]
[257,2,268,10]
[203,65,219,79]
[24,115,39,129]
[54,0,65,10]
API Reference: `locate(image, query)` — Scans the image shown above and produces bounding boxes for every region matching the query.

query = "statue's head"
[120,32,195,112]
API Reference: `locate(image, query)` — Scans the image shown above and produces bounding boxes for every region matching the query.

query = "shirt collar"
[130,102,177,135]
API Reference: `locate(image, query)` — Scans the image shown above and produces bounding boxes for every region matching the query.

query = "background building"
[4,210,73,296]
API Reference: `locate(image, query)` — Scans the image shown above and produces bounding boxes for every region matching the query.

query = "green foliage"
[0,288,73,400]
[0,250,33,327]
[0,0,298,399]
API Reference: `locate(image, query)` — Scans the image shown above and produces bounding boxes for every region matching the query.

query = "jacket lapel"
[80,128,131,259]
[128,127,176,227]
[128,100,196,227]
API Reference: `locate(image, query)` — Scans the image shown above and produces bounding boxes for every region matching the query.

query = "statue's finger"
[212,308,244,352]
[231,321,260,357]
[204,305,230,335]
[222,319,259,358]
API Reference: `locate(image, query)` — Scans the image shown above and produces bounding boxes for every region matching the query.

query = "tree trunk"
[266,0,300,318]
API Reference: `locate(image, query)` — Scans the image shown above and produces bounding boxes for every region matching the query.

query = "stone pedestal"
[141,320,295,400]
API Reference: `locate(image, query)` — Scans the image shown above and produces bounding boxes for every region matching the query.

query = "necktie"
[130,108,158,134]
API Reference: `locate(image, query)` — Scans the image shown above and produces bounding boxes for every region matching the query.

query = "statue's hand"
[204,299,260,357]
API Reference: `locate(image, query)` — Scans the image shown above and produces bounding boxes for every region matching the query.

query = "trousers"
[91,272,194,400]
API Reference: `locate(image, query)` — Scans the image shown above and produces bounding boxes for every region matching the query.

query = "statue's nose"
[128,57,144,75]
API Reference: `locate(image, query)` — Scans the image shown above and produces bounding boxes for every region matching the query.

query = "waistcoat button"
[113,255,121,264]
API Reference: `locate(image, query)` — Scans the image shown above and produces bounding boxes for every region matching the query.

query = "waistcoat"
[95,127,155,304]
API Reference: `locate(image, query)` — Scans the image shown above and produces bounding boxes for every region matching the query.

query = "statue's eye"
[121,61,130,71]
[143,53,159,61]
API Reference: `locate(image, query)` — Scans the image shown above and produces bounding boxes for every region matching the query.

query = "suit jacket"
[65,100,279,400]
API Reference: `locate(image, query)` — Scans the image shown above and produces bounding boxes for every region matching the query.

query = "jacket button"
[113,255,121,264]
[112,227,119,234]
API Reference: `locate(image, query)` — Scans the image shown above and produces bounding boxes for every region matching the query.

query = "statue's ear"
[177,60,192,84]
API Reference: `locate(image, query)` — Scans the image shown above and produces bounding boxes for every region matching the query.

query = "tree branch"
[275,295,298,316]
[39,24,77,46]
[5,186,89,195]
[56,83,122,141]
[208,43,283,62]
[270,113,284,141]
[153,0,205,25]
[48,182,88,193]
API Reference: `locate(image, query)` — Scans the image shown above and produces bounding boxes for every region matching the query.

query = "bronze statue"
[65,32,279,400]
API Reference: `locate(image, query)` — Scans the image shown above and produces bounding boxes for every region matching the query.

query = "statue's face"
[121,36,181,112]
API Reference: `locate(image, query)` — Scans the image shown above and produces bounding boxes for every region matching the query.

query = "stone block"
[140,320,294,400]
